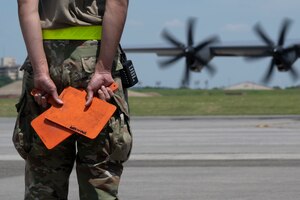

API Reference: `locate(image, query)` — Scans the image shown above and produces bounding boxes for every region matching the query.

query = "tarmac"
[1,116,300,199]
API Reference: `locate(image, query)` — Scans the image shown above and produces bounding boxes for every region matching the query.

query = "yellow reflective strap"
[42,25,102,40]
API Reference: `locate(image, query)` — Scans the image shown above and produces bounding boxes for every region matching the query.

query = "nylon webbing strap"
[42,25,102,40]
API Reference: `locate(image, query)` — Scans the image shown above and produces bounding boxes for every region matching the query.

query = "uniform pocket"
[76,46,98,86]
[107,113,132,163]
[13,92,37,159]
[81,56,96,74]
[72,44,98,74]
[12,72,42,159]
[13,93,30,159]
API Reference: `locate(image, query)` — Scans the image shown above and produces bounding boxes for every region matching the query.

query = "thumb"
[85,89,94,107]
[49,91,63,106]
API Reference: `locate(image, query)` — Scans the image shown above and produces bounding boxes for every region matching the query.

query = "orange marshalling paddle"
[31,83,118,149]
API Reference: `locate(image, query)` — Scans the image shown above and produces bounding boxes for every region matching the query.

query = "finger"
[107,87,114,97]
[41,96,48,108]
[98,89,106,100]
[50,91,63,106]
[85,89,94,107]
[101,86,111,100]
[34,93,42,105]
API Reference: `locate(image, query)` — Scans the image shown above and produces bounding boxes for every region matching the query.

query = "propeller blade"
[183,61,190,87]
[162,30,184,48]
[194,55,216,76]
[294,45,300,56]
[205,63,217,76]
[194,36,219,52]
[160,18,220,87]
[254,23,274,46]
[187,18,196,46]
[289,66,299,81]
[159,52,185,67]
[278,18,292,46]
[194,55,207,66]
[262,59,275,83]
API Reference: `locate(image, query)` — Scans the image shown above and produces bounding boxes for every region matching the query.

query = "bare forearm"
[96,0,129,73]
[18,0,48,75]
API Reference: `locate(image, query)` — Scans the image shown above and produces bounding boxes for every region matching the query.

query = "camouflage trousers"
[13,40,132,200]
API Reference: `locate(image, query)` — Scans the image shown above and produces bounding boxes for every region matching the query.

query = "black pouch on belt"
[119,45,139,88]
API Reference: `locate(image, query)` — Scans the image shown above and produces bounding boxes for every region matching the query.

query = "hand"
[85,72,114,107]
[33,73,63,108]
[97,85,115,101]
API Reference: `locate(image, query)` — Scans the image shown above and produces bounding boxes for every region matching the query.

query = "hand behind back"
[85,72,115,106]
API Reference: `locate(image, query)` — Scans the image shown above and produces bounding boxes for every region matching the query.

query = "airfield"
[1,116,300,200]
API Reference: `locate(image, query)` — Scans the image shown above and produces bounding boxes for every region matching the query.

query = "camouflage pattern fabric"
[13,40,132,200]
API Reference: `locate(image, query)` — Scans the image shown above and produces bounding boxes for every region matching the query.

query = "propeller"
[159,18,219,87]
[250,18,299,83]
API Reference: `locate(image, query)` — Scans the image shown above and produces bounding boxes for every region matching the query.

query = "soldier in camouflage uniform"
[15,0,131,199]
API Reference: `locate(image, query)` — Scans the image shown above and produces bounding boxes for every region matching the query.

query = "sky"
[2,0,300,89]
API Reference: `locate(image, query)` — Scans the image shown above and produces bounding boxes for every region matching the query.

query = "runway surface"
[1,116,300,200]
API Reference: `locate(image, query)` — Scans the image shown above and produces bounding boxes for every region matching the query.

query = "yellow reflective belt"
[42,25,102,40]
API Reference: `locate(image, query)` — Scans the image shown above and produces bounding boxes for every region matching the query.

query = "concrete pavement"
[1,116,300,199]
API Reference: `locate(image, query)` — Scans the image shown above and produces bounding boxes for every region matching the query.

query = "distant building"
[225,82,273,90]
[1,57,16,67]
[0,57,23,80]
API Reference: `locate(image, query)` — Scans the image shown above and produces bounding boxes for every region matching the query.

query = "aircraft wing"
[123,45,182,56]
[210,45,271,57]
[123,43,273,57]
